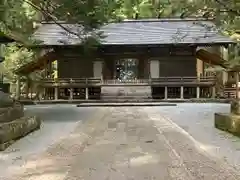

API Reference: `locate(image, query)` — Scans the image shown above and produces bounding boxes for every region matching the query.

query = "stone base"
[214,113,240,137]
[0,116,41,151]
[0,140,14,151]
[0,103,24,123]
[76,103,177,107]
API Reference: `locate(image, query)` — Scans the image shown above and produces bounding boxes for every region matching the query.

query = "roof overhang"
[196,49,227,68]
[29,42,235,49]
[227,65,240,72]
[14,49,56,75]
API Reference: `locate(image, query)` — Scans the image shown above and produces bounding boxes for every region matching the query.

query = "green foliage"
[0,0,37,36]
[0,0,37,85]
[3,43,34,81]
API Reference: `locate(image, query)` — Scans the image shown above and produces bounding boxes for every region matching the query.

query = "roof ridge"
[40,18,215,25]
[122,18,214,22]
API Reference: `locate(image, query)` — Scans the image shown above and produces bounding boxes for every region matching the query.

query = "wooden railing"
[38,76,216,87]
[224,87,237,98]
[40,78,102,86]
[102,79,150,85]
[151,76,216,84]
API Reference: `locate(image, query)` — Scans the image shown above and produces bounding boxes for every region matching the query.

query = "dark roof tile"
[32,19,234,46]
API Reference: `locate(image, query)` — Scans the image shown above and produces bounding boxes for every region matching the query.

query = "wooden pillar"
[212,86,216,98]
[44,60,47,78]
[49,62,52,78]
[70,88,73,100]
[196,86,200,99]
[16,75,20,100]
[180,86,184,99]
[236,72,239,99]
[196,59,203,79]
[164,86,168,99]
[138,57,145,79]
[43,88,46,100]
[39,87,43,101]
[234,71,240,114]
[85,87,89,100]
[25,79,30,99]
[54,87,58,100]
[69,78,73,100]
[30,86,33,100]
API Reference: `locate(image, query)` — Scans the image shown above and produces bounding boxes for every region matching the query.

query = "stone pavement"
[2,106,240,180]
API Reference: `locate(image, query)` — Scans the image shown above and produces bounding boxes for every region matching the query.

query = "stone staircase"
[101,86,152,100]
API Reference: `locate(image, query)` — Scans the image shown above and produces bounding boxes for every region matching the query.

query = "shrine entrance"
[115,59,138,80]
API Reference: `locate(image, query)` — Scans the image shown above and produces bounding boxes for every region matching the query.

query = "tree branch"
[215,0,240,16]
[23,0,83,39]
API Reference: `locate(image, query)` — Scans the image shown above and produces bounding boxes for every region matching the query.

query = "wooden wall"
[158,56,196,77]
[55,46,197,79]
[56,48,94,78]
[58,58,93,78]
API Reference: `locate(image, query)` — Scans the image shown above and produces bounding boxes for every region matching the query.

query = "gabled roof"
[31,18,235,46]
[14,50,57,75]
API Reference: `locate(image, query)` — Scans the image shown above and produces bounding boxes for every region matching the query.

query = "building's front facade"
[16,18,235,100]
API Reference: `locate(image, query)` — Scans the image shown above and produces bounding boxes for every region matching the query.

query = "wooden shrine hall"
[15,18,235,100]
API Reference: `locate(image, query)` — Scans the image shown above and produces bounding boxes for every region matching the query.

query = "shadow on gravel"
[24,105,98,122]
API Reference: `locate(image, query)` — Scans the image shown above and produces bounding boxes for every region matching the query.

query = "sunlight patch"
[27,172,66,180]
[130,154,158,166]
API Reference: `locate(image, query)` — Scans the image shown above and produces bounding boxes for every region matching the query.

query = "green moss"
[0,103,24,123]
[230,100,240,114]
[215,113,240,137]
[0,116,41,150]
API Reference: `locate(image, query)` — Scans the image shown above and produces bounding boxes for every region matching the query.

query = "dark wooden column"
[138,57,145,79]
[144,58,150,79]
[103,56,115,80]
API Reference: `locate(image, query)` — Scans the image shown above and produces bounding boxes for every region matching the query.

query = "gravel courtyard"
[1,103,240,179]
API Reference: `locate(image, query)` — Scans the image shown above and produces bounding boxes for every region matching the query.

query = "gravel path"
[153,103,240,170]
[1,104,240,179]
[0,105,100,179]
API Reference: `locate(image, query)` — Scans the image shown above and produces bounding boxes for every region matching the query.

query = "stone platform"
[0,116,41,151]
[76,102,177,107]
[215,113,240,137]
[20,98,231,105]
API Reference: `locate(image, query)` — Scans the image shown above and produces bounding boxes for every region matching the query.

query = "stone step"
[101,86,152,99]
